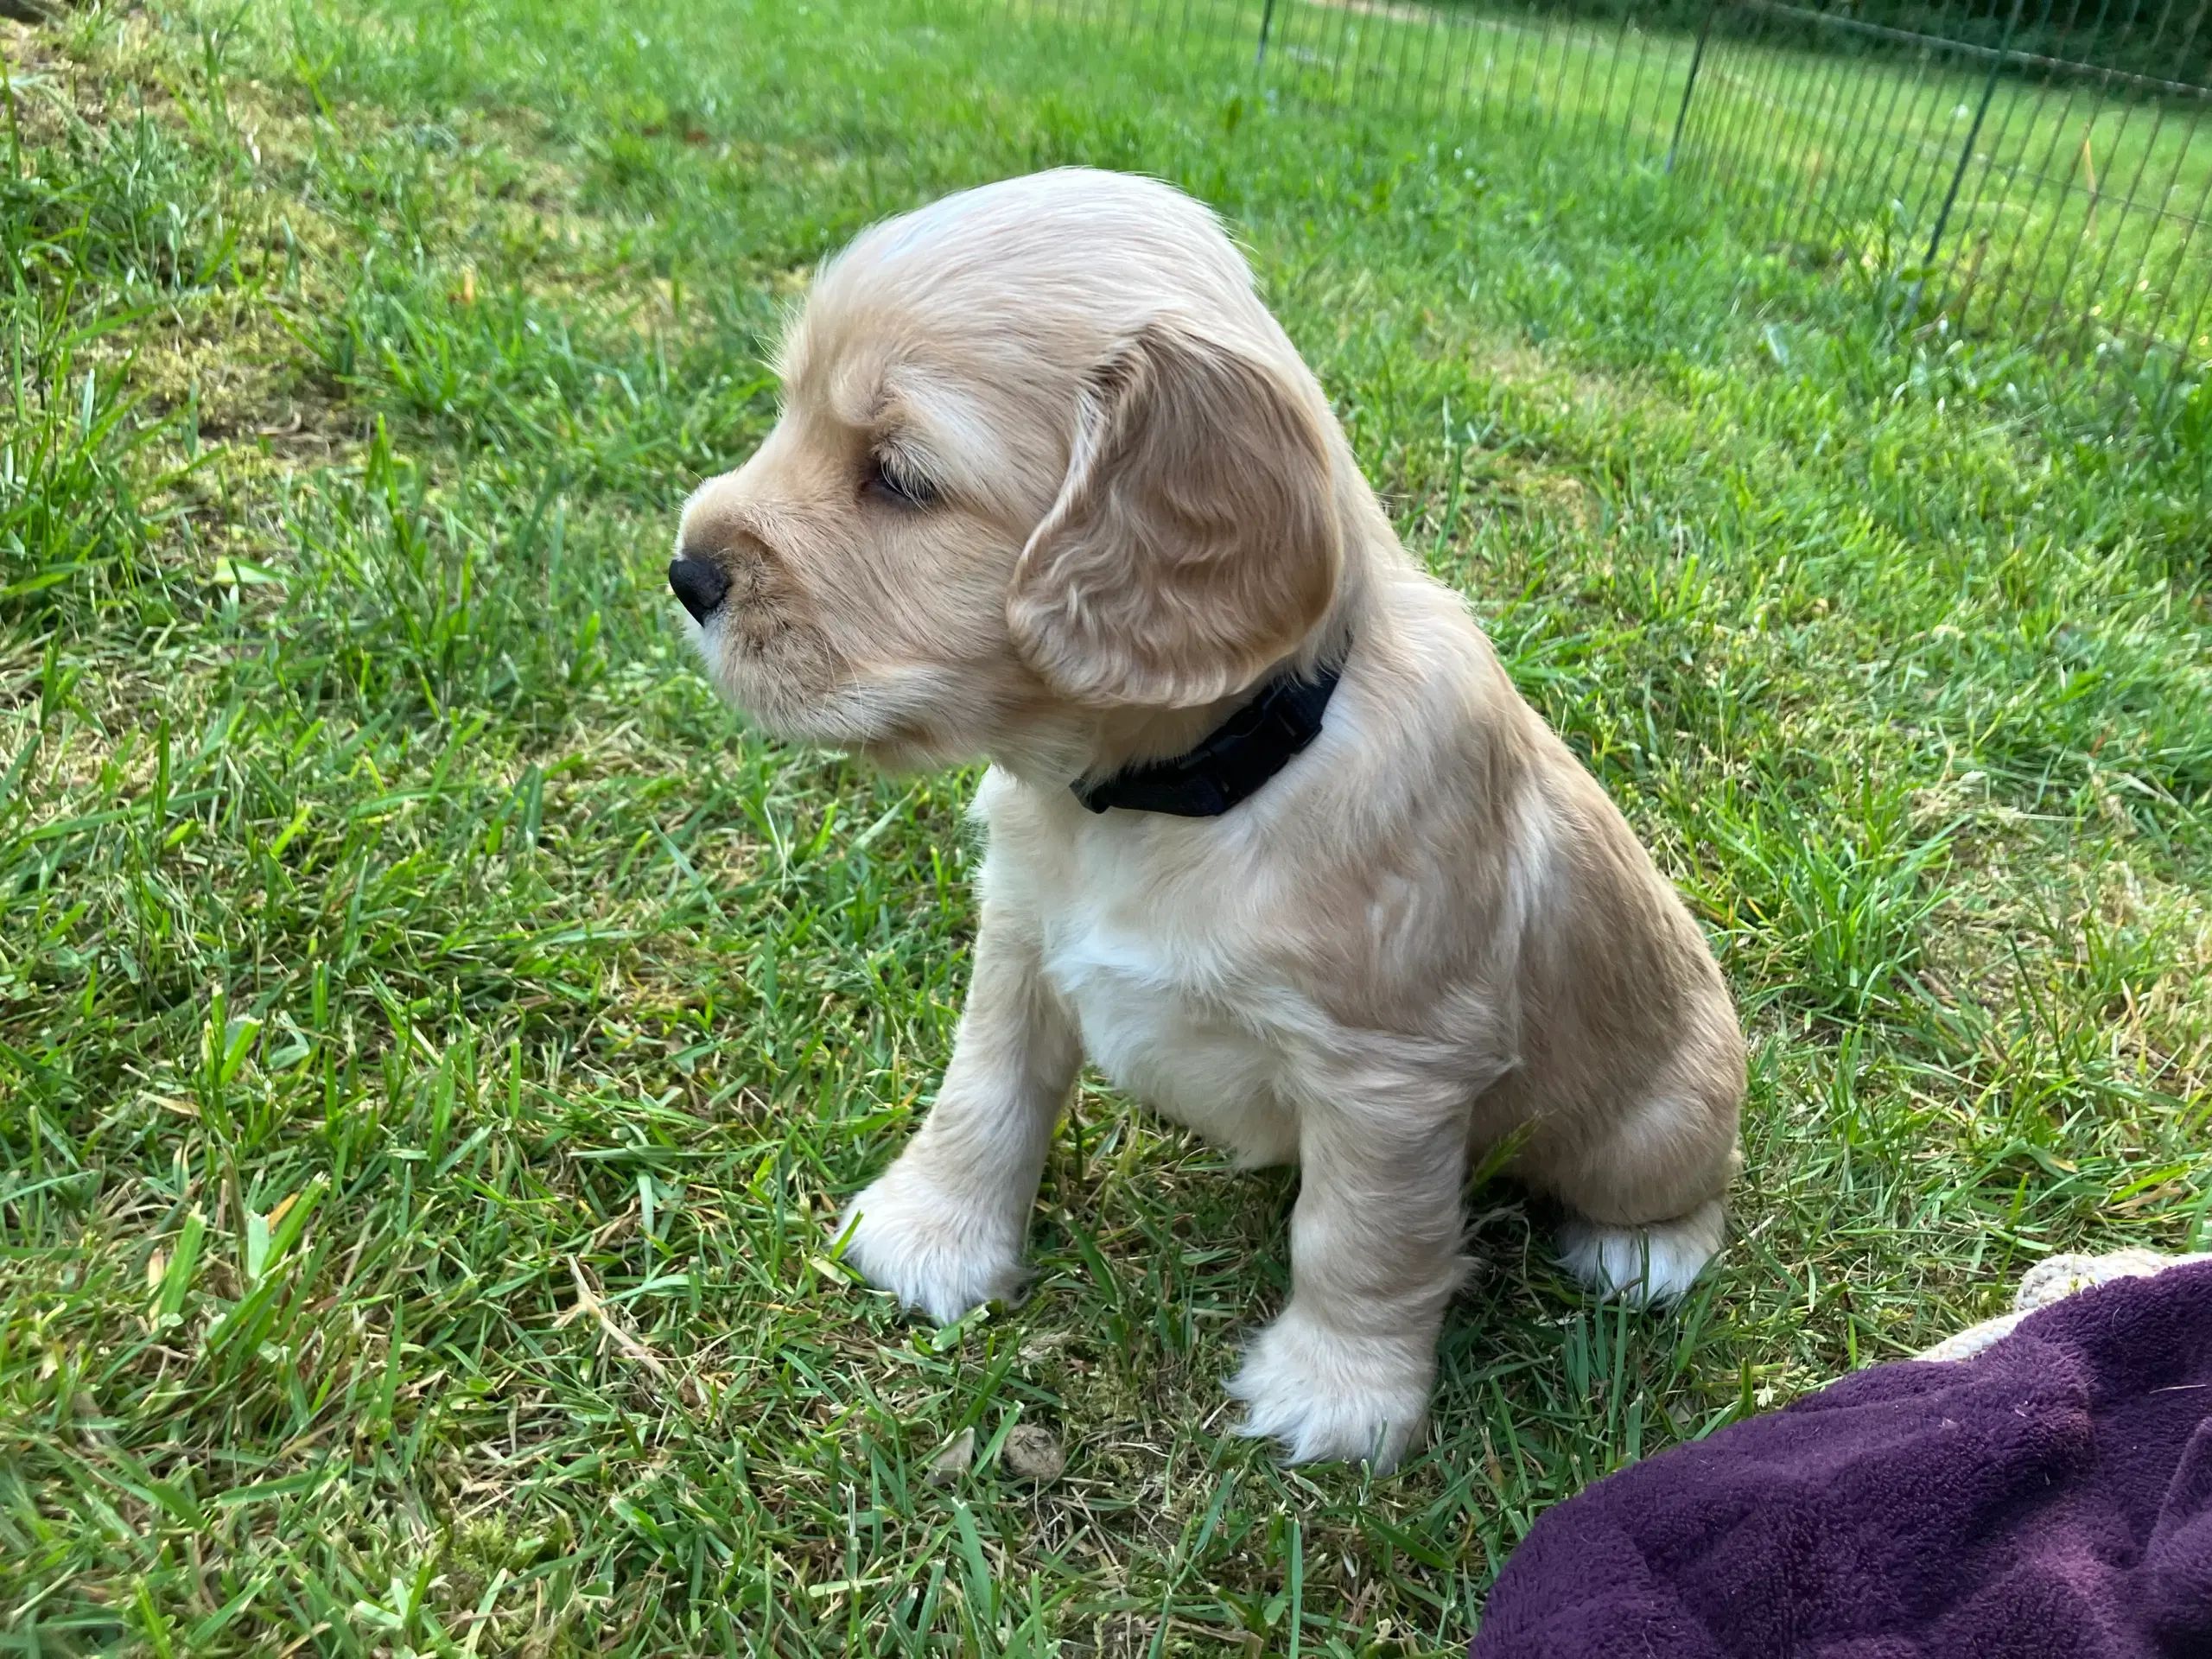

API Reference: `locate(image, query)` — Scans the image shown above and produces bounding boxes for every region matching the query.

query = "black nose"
[668,556,730,624]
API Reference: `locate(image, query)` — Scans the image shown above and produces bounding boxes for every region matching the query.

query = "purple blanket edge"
[1471,1259,2212,1659]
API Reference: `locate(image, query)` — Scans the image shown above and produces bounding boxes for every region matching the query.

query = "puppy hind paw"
[1225,1307,1433,1472]
[837,1173,1027,1325]
[1555,1198,1725,1307]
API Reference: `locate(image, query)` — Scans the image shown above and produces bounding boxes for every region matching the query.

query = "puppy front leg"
[839,904,1079,1323]
[1229,1087,1471,1471]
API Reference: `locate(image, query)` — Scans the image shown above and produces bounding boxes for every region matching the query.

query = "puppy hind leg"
[1554,1198,1726,1307]
[1531,1088,1741,1308]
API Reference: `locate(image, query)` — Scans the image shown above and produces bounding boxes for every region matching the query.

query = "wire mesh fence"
[1000,1,2212,416]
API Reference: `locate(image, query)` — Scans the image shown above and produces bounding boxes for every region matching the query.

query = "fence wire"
[1001,0,2212,416]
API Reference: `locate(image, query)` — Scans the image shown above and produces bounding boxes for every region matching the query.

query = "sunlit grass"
[2,0,2209,1651]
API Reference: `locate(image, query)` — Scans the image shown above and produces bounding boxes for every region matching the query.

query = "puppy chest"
[1039,922,1302,1156]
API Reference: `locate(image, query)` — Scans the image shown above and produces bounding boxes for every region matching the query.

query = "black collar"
[1071,652,1345,817]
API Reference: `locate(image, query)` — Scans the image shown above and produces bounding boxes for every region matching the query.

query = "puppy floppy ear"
[1007,321,1342,709]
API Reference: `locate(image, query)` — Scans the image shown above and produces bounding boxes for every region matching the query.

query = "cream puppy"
[672,168,1744,1469]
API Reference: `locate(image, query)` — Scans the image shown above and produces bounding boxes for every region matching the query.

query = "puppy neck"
[994,586,1368,794]
[992,476,1389,792]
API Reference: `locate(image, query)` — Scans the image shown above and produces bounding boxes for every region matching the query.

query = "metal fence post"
[1904,0,2027,321]
[1667,0,1721,174]
[1256,0,1278,67]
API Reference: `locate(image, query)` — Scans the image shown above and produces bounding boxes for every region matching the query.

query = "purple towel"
[1473,1260,2212,1659]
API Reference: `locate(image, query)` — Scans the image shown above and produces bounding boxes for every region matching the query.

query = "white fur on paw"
[1556,1198,1724,1306]
[1225,1305,1433,1471]
[838,1167,1025,1325]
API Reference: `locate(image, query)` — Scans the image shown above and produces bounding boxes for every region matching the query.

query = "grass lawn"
[3,0,2210,1651]
[1225,0,2212,376]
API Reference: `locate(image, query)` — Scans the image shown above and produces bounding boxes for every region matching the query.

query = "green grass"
[1173,0,2212,380]
[3,0,2210,1651]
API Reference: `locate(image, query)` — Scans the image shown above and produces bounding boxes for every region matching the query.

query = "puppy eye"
[864,452,938,509]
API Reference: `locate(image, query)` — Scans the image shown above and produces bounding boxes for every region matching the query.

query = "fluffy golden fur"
[674,168,1745,1469]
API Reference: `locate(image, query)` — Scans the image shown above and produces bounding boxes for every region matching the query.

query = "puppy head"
[673,168,1344,774]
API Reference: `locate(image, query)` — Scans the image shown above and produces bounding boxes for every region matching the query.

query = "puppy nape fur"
[1554,1198,1726,1307]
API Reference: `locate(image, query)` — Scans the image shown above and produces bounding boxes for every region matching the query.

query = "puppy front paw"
[1226,1305,1434,1472]
[837,1165,1027,1325]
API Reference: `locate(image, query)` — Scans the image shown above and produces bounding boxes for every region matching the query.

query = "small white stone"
[927,1426,976,1484]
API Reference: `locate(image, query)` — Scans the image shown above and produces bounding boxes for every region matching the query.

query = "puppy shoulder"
[970,766,1077,900]
[971,764,1074,836]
